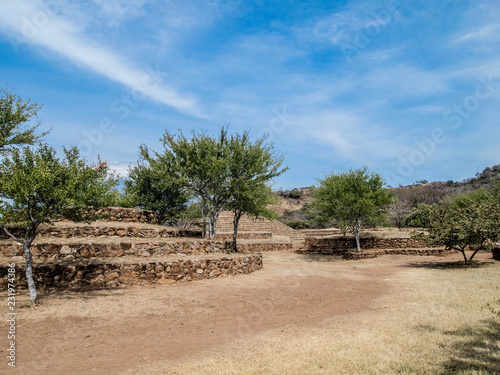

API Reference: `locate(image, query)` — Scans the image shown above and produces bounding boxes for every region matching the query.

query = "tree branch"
[1,226,23,244]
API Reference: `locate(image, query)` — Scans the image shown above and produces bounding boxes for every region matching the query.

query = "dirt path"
[0,250,475,375]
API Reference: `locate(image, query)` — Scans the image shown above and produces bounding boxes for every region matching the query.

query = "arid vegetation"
[1,90,499,374]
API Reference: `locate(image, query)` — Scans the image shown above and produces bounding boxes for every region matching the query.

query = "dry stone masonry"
[0,225,202,240]
[301,236,432,255]
[0,207,275,290]
[1,240,227,259]
[296,236,449,259]
[0,254,263,290]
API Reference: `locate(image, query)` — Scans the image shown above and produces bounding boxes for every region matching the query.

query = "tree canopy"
[122,145,190,225]
[313,167,393,252]
[415,188,500,264]
[0,88,46,154]
[226,131,286,250]
[156,127,287,239]
[0,144,119,303]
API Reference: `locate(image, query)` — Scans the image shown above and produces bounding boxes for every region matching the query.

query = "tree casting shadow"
[440,318,500,374]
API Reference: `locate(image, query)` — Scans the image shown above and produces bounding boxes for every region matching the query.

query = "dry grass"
[125,259,500,375]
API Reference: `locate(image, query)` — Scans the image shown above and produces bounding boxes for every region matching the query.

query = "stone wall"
[0,254,263,290]
[1,240,226,259]
[342,248,448,260]
[0,239,292,259]
[214,232,272,240]
[67,207,162,224]
[302,236,431,255]
[230,242,292,252]
[0,225,202,240]
[91,207,161,223]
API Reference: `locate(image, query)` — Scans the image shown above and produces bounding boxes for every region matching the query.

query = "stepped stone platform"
[0,253,263,290]
[0,237,227,259]
[0,221,202,240]
[0,207,292,290]
[296,227,447,259]
[342,248,449,260]
[216,211,304,246]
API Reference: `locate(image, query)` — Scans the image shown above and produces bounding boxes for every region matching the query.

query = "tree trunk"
[354,219,362,252]
[23,243,37,305]
[201,204,207,239]
[465,248,481,265]
[208,218,213,239]
[232,211,242,252]
[208,207,224,240]
[210,214,217,239]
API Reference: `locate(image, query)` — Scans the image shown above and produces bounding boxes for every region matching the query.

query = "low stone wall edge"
[0,254,263,290]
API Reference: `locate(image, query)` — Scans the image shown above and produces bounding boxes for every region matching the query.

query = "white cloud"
[293,110,409,163]
[299,0,401,47]
[0,0,205,118]
[91,0,151,22]
[454,23,500,44]
[108,161,131,178]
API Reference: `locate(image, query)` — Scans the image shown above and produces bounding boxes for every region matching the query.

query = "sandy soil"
[0,250,493,375]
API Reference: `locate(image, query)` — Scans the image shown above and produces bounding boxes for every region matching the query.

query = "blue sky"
[0,0,499,189]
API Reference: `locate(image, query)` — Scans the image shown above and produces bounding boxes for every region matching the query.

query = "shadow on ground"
[440,318,500,374]
[301,254,344,262]
[402,260,496,270]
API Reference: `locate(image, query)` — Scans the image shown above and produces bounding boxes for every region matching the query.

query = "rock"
[60,245,72,255]
[118,276,134,284]
[210,269,221,277]
[119,243,132,250]
[105,272,119,281]
[99,251,117,257]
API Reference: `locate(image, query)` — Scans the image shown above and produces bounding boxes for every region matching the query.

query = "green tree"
[416,190,500,265]
[0,144,118,304]
[122,145,190,225]
[144,127,287,240]
[176,201,203,230]
[229,183,278,251]
[313,167,393,252]
[227,131,286,251]
[160,127,232,239]
[0,88,47,153]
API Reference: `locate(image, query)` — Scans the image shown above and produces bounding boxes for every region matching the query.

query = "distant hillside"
[455,164,500,190]
[273,163,500,229]
[273,187,314,229]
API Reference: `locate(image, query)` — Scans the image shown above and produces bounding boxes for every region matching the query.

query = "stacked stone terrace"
[216,211,302,248]
[0,207,265,290]
[296,228,448,259]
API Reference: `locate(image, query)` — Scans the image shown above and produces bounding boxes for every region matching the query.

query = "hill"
[273,163,500,228]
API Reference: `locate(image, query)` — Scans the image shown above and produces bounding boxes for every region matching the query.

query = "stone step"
[0,253,263,290]
[304,236,430,251]
[1,236,293,260]
[0,238,224,260]
[0,222,203,240]
[214,232,272,240]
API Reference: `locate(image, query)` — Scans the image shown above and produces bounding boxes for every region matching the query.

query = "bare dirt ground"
[1,250,497,375]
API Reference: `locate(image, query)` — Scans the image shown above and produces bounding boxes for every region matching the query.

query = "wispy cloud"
[0,0,204,117]
[297,0,401,48]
